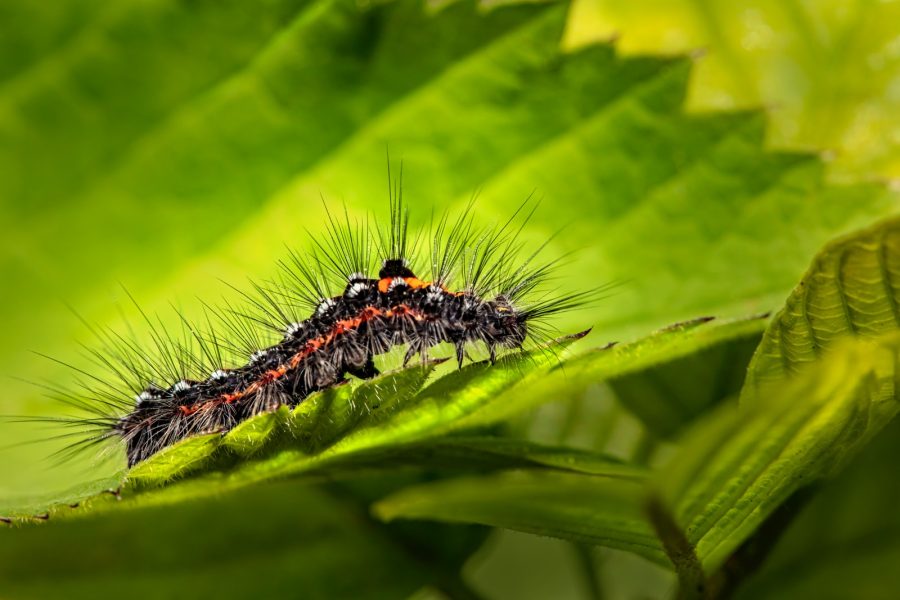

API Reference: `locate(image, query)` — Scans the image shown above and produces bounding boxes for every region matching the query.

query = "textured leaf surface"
[665,219,900,571]
[735,418,900,600]
[745,216,900,396]
[660,334,900,572]
[337,317,766,563]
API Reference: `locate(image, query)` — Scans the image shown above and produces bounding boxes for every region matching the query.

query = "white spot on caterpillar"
[346,282,368,297]
[285,322,305,337]
[134,390,157,404]
[348,272,367,282]
[388,277,407,291]
[249,350,268,364]
[172,381,191,394]
[426,285,444,303]
[210,369,228,381]
[316,298,336,316]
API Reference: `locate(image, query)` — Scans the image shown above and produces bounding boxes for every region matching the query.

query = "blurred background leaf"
[564,0,900,181]
[0,476,489,600]
[376,469,666,564]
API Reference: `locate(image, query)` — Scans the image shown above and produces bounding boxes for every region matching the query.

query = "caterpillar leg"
[404,344,430,367]
[348,357,379,379]
[455,343,466,369]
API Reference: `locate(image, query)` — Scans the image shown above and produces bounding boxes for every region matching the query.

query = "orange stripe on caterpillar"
[57,194,577,470]
[377,276,431,292]
[180,304,426,414]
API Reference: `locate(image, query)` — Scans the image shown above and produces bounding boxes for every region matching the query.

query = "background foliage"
[566,0,900,181]
[2,0,899,598]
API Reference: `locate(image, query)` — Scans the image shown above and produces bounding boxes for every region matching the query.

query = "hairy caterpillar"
[37,179,589,468]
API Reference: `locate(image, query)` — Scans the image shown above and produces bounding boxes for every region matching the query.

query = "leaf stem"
[645,494,707,600]
[570,543,605,600]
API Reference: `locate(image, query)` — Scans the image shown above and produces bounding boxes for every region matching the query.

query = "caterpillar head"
[484,296,528,349]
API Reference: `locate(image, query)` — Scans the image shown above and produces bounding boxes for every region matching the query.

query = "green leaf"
[3,2,900,594]
[607,316,764,438]
[0,334,571,516]
[4,0,897,497]
[657,333,900,572]
[564,0,900,180]
[0,476,122,522]
[222,405,290,457]
[745,216,900,398]
[343,318,764,561]
[341,436,646,478]
[375,470,667,566]
[127,433,223,485]
[463,315,768,434]
[0,479,473,600]
[734,418,900,600]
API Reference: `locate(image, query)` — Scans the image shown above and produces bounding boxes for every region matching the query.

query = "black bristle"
[26,174,595,468]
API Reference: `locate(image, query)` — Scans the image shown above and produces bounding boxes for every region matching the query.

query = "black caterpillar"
[41,185,588,467]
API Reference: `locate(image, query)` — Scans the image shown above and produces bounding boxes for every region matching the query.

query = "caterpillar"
[38,179,589,468]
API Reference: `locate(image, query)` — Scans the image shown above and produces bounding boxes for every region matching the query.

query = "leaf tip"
[561,328,592,342]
